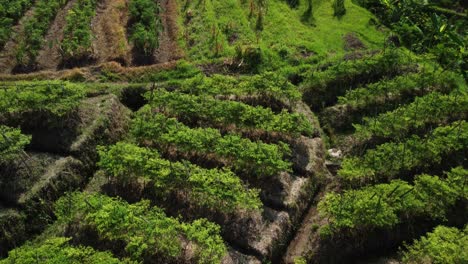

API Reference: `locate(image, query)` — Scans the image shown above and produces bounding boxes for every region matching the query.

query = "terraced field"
[0,0,466,263]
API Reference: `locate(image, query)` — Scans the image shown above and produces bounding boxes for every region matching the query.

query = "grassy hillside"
[0,0,466,264]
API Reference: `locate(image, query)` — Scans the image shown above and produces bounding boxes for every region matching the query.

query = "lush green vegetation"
[180,0,385,64]
[302,49,414,110]
[400,225,468,264]
[147,90,313,137]
[0,125,30,164]
[131,108,292,178]
[0,237,129,264]
[128,0,160,56]
[55,192,227,263]
[0,0,466,263]
[339,121,467,185]
[15,0,68,68]
[319,167,467,235]
[165,72,301,102]
[0,81,85,116]
[356,0,467,74]
[337,70,461,113]
[0,0,33,48]
[98,142,262,212]
[60,0,97,61]
[354,91,468,142]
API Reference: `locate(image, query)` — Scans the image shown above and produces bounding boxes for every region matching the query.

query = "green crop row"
[165,72,301,102]
[302,49,414,110]
[339,121,468,185]
[131,107,292,178]
[0,0,34,48]
[354,91,468,142]
[0,237,130,264]
[338,70,461,112]
[147,90,313,137]
[16,0,68,67]
[0,81,85,117]
[319,167,467,235]
[55,192,227,263]
[60,0,97,61]
[128,0,161,56]
[98,142,262,213]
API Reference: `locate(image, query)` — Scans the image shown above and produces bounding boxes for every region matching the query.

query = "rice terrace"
[0,0,466,263]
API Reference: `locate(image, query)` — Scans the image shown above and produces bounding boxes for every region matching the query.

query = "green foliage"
[293,257,307,264]
[303,49,413,110]
[98,142,262,212]
[0,125,30,164]
[129,0,161,56]
[319,167,467,234]
[354,90,468,142]
[357,0,467,73]
[180,0,384,65]
[0,0,34,48]
[165,71,301,101]
[131,108,292,178]
[15,0,68,67]
[400,225,468,264]
[60,0,97,61]
[339,121,468,185]
[338,71,461,112]
[147,90,313,137]
[0,237,128,264]
[183,219,227,264]
[0,81,86,116]
[55,192,227,263]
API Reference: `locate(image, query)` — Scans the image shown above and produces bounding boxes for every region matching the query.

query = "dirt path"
[154,0,184,63]
[282,179,336,264]
[91,0,131,65]
[283,205,320,263]
[0,7,36,74]
[36,0,78,71]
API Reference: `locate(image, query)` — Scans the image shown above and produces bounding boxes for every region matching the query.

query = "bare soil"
[154,0,184,63]
[91,0,131,65]
[0,7,36,74]
[36,0,79,71]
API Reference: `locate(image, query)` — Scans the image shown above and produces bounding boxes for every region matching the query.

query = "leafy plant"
[55,192,227,263]
[319,167,467,234]
[60,0,98,61]
[0,237,129,264]
[0,125,30,164]
[339,121,468,185]
[147,90,313,137]
[98,142,262,212]
[303,49,413,110]
[0,81,86,116]
[400,225,468,263]
[166,71,301,102]
[15,0,68,68]
[0,0,34,48]
[338,71,461,112]
[128,0,161,56]
[131,108,292,178]
[354,90,468,142]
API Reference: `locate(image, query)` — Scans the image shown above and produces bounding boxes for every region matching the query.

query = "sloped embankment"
[0,92,131,257]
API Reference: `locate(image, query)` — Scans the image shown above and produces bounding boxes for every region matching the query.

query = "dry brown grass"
[0,61,179,82]
[92,0,131,65]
